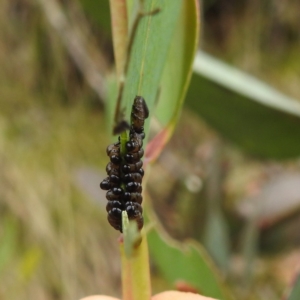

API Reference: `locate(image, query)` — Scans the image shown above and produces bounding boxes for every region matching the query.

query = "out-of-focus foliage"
[288,273,300,300]
[187,51,300,159]
[146,204,233,300]
[79,0,111,33]
[0,2,119,299]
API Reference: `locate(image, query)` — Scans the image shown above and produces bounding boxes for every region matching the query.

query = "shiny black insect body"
[106,189,123,200]
[131,96,149,133]
[99,96,149,232]
[123,172,143,183]
[106,162,120,176]
[124,148,144,163]
[126,133,143,153]
[122,161,143,173]
[123,191,143,204]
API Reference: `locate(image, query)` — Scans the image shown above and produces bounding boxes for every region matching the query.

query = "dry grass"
[0,92,125,299]
[0,2,122,293]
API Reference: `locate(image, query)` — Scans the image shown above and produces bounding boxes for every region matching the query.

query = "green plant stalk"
[109,0,128,81]
[119,129,151,300]
[121,232,151,300]
[120,130,128,156]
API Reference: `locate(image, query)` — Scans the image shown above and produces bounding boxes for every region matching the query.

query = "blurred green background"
[0,0,300,299]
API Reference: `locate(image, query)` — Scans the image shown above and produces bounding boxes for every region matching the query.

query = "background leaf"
[146,203,234,300]
[186,51,300,159]
[79,0,111,33]
[287,272,300,300]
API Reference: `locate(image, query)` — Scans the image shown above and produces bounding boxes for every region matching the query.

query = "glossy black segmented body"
[99,96,149,232]
[123,173,143,183]
[122,160,143,173]
[126,131,144,153]
[131,96,149,133]
[125,148,144,163]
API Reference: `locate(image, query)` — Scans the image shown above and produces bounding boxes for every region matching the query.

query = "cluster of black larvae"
[100,96,149,232]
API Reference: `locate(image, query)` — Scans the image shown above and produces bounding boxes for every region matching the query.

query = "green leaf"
[109,0,198,139]
[121,0,184,134]
[288,273,300,300]
[240,217,259,280]
[79,0,111,33]
[203,210,231,272]
[146,204,234,300]
[202,145,230,273]
[186,51,300,159]
[153,0,199,128]
[126,0,199,163]
[145,0,199,161]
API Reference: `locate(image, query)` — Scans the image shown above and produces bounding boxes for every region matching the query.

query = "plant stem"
[121,232,151,300]
[119,117,150,300]
[120,130,128,156]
